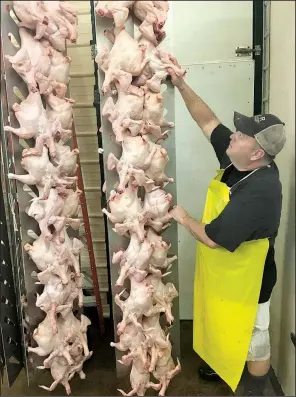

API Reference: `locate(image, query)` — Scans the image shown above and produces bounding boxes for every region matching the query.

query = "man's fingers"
[167,67,176,77]
[168,55,182,69]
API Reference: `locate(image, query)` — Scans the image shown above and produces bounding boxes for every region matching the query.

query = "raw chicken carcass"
[143,187,172,232]
[38,356,79,395]
[12,1,47,32]
[28,312,75,364]
[57,312,91,358]
[115,278,165,335]
[27,188,64,241]
[145,144,174,188]
[27,188,80,242]
[152,345,181,396]
[5,28,56,94]
[35,1,78,51]
[24,232,69,283]
[111,323,148,369]
[133,1,163,46]
[30,41,72,98]
[146,274,178,325]
[45,93,75,130]
[107,135,172,191]
[51,230,84,275]
[4,94,71,158]
[118,356,161,396]
[152,1,169,26]
[134,36,185,93]
[102,81,145,142]
[95,1,134,27]
[51,143,79,176]
[121,135,157,171]
[4,91,46,140]
[102,179,148,242]
[96,26,150,94]
[59,188,82,218]
[35,272,84,332]
[142,89,174,139]
[113,135,174,189]
[48,43,72,86]
[112,234,155,286]
[142,313,171,372]
[7,146,77,199]
[146,228,178,270]
[38,339,93,395]
[107,155,151,194]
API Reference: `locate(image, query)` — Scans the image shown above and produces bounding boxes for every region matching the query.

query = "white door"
[171,1,255,319]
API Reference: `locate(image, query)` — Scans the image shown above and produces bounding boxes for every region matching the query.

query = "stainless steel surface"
[0,1,80,382]
[1,0,34,385]
[95,11,180,377]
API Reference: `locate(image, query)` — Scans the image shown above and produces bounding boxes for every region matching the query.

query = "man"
[167,60,286,396]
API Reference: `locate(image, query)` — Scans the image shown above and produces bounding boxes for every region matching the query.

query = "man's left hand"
[170,205,189,225]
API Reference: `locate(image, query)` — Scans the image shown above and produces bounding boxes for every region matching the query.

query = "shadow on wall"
[278,161,295,393]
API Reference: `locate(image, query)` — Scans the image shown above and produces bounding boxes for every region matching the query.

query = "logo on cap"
[254,115,266,123]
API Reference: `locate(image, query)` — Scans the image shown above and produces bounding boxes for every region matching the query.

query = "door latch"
[90,43,97,60]
[235,45,261,57]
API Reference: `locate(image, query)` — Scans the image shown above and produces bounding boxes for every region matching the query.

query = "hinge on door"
[235,45,262,57]
[90,43,97,60]
[93,88,100,107]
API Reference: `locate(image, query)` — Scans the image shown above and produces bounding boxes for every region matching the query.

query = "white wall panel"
[268,2,295,395]
[175,62,254,319]
[171,1,253,64]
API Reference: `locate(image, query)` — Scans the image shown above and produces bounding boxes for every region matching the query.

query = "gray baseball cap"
[234,111,286,156]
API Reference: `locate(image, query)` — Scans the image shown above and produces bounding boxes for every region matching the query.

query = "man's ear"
[251,147,265,161]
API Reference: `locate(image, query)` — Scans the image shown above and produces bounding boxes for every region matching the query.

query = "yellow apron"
[193,166,269,392]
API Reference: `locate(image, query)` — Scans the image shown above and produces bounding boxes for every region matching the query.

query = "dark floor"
[1,309,276,396]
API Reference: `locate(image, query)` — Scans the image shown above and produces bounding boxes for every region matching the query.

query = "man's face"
[226,131,261,168]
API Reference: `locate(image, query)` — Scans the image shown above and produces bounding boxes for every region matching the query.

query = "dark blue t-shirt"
[205,124,282,303]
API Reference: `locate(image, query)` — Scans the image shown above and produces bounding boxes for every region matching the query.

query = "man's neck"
[233,161,268,172]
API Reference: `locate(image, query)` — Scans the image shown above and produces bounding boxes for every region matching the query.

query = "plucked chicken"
[96,26,150,94]
[7,146,77,199]
[102,81,145,142]
[95,1,135,28]
[5,27,51,93]
[142,187,172,232]
[102,178,148,242]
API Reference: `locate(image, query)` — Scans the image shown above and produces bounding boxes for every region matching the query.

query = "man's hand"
[170,205,189,225]
[170,205,219,249]
[167,56,186,89]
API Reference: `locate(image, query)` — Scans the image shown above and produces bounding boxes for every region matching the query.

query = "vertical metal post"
[89,0,113,322]
[253,0,264,114]
[262,0,271,113]
[71,127,105,334]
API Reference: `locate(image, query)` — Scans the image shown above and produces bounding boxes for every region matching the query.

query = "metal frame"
[262,0,271,113]
[252,0,264,115]
[90,0,113,323]
[94,10,180,377]
[0,1,32,385]
[70,124,105,334]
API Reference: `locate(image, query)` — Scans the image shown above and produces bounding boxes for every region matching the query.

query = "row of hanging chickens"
[95,1,184,395]
[4,1,93,394]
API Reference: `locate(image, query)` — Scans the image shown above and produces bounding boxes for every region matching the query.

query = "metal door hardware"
[291,332,296,348]
[90,43,97,60]
[235,45,262,57]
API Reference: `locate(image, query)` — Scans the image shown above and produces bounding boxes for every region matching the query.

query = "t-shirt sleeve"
[210,124,232,165]
[205,181,277,252]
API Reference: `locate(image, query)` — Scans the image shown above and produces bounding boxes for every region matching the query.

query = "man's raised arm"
[167,58,221,141]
